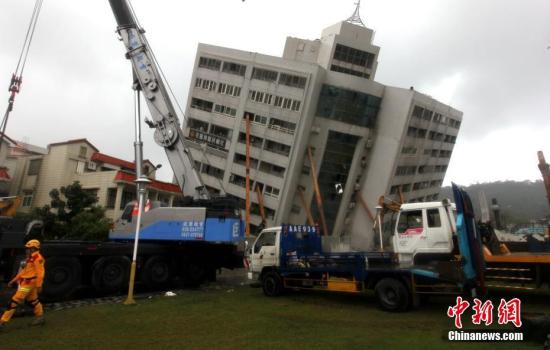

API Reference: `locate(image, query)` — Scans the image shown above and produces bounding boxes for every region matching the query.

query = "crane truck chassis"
[0,201,244,301]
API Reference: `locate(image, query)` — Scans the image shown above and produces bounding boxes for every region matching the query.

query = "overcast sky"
[0,0,549,186]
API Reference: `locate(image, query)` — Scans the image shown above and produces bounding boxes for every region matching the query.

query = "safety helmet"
[25,239,41,249]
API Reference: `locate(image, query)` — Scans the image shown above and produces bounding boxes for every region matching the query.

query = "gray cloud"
[0,0,549,184]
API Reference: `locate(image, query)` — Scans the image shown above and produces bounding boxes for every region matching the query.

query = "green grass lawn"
[0,286,547,350]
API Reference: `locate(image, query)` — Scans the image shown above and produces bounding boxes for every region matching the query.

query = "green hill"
[440,180,549,225]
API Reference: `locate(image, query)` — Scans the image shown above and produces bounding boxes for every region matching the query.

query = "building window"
[222,61,246,76]
[83,188,99,201]
[22,191,33,207]
[107,188,117,208]
[190,97,213,112]
[330,65,370,79]
[76,161,85,174]
[264,140,291,157]
[251,67,278,82]
[401,146,417,155]
[233,153,259,168]
[238,132,263,148]
[243,111,267,125]
[333,44,375,69]
[213,104,237,117]
[259,161,285,178]
[198,56,221,71]
[27,159,42,176]
[278,73,306,89]
[201,164,225,180]
[422,109,433,122]
[264,185,280,198]
[395,166,417,176]
[120,190,135,210]
[248,90,273,105]
[79,146,87,158]
[407,127,427,139]
[218,83,241,97]
[412,106,423,119]
[268,118,296,135]
[210,124,231,139]
[316,85,381,128]
[195,78,216,91]
[229,173,247,188]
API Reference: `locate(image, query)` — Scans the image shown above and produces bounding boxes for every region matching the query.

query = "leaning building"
[182,9,462,250]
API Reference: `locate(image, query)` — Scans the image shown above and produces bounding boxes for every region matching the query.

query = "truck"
[0,0,244,301]
[248,183,550,310]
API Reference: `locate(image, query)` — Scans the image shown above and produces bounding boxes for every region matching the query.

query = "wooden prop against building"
[355,193,374,222]
[255,185,267,228]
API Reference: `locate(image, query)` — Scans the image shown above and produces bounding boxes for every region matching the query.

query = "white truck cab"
[248,227,281,280]
[392,200,457,265]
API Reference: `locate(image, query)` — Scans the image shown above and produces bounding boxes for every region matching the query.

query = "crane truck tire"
[43,256,82,300]
[141,255,173,289]
[182,262,205,287]
[262,271,283,297]
[91,256,130,294]
[374,277,410,312]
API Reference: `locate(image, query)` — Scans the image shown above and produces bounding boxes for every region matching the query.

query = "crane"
[108,0,207,200]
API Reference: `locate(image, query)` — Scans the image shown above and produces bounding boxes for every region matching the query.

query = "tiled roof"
[114,171,182,194]
[91,152,156,171]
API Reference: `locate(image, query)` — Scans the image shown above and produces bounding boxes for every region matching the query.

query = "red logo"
[447,297,522,329]
[402,227,424,236]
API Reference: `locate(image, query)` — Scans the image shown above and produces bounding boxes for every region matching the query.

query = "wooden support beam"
[255,185,267,227]
[355,192,374,222]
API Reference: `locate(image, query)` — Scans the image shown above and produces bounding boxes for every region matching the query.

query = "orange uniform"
[1,252,45,323]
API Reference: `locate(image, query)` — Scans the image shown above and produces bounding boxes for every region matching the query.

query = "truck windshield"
[397,210,423,233]
[254,231,276,253]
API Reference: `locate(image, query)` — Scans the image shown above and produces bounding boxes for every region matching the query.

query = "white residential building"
[182,14,462,250]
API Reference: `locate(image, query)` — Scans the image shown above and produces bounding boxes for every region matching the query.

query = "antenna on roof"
[346,0,366,27]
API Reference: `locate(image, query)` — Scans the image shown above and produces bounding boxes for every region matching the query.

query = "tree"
[30,181,112,241]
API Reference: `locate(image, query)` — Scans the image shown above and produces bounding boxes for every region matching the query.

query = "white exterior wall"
[183,20,462,245]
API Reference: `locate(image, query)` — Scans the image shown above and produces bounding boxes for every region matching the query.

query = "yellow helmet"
[25,239,41,249]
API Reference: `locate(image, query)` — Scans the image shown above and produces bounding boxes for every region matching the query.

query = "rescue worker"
[0,239,46,329]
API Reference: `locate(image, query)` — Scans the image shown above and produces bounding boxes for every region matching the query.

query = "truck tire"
[142,255,172,289]
[43,256,82,300]
[91,256,130,294]
[262,271,283,297]
[182,263,205,287]
[374,277,410,312]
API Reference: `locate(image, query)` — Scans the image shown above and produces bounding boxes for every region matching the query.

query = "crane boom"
[108,0,207,199]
